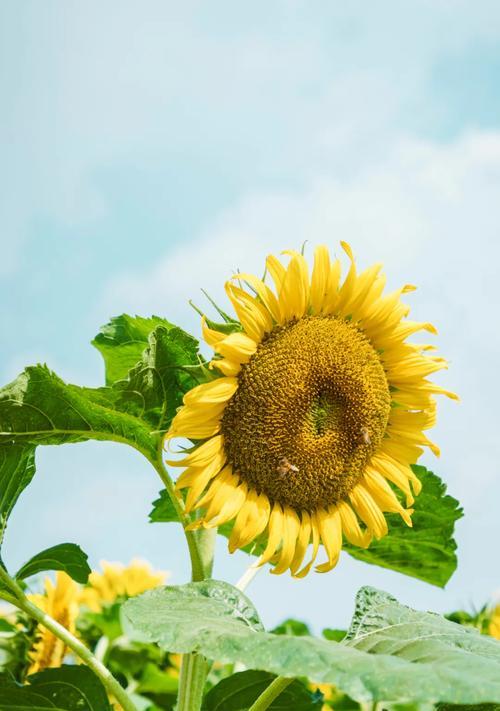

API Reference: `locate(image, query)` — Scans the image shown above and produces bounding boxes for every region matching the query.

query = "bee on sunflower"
[166,244,457,577]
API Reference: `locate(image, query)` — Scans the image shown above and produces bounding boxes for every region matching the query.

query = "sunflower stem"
[176,525,215,710]
[0,566,137,711]
[247,676,294,711]
[152,441,208,581]
[177,652,209,711]
[152,440,215,710]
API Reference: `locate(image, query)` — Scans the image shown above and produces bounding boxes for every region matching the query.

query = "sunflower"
[27,571,79,673]
[489,605,500,639]
[78,559,168,612]
[166,244,457,577]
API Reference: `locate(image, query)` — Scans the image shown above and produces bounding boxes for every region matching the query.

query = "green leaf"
[203,670,323,711]
[0,443,36,550]
[137,662,178,694]
[322,628,346,642]
[16,543,91,583]
[149,490,182,523]
[271,619,311,637]
[93,314,206,431]
[0,665,112,710]
[123,581,500,705]
[343,466,463,587]
[0,365,157,460]
[112,324,202,430]
[92,314,172,385]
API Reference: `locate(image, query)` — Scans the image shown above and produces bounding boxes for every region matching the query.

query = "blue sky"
[1,1,500,631]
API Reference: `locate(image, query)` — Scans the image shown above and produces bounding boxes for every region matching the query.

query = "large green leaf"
[218,466,461,588]
[112,324,202,430]
[203,670,323,711]
[0,365,157,460]
[16,543,91,584]
[344,466,462,587]
[123,581,500,705]
[92,314,205,432]
[0,665,112,710]
[0,444,36,550]
[92,314,172,385]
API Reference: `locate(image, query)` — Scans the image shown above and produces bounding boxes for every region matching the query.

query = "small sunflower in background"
[166,243,457,576]
[489,604,500,639]
[27,571,79,674]
[78,559,168,612]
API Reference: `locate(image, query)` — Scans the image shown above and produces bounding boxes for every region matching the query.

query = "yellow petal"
[203,476,247,527]
[266,254,286,297]
[233,272,281,323]
[183,377,238,406]
[294,512,321,578]
[349,484,388,539]
[194,465,233,510]
[168,405,222,439]
[271,506,301,575]
[210,358,241,376]
[201,317,227,347]
[225,283,272,341]
[184,460,228,512]
[215,332,258,363]
[369,455,414,506]
[290,511,312,575]
[335,241,357,314]
[175,448,225,490]
[229,489,270,552]
[257,503,285,566]
[316,507,342,573]
[166,435,223,468]
[279,251,310,321]
[342,263,383,319]
[337,501,371,548]
[168,418,221,440]
[310,245,331,314]
[363,470,413,526]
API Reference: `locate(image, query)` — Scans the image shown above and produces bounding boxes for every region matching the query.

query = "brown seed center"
[220,316,391,510]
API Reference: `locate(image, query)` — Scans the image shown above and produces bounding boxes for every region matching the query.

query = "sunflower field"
[0,244,499,709]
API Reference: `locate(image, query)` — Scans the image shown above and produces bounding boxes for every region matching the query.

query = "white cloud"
[2,1,500,274]
[101,130,500,315]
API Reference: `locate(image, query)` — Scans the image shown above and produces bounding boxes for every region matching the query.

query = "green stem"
[177,652,209,711]
[247,676,294,711]
[152,440,216,710]
[0,568,137,711]
[151,441,209,581]
[175,525,216,711]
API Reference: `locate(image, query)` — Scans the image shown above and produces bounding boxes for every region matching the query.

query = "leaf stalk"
[247,676,294,711]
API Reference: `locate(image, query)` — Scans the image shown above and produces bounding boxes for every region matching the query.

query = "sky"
[1,0,500,633]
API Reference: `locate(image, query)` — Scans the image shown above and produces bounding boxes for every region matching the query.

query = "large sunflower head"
[166,244,457,577]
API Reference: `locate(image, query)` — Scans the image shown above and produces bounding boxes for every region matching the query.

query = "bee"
[276,457,299,477]
[358,426,371,445]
